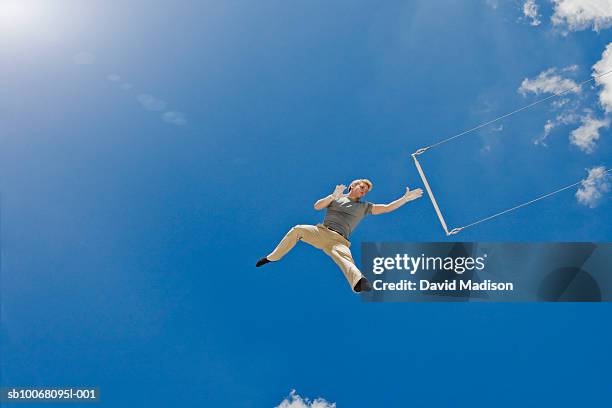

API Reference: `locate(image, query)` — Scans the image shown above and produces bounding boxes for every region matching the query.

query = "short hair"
[349,178,373,192]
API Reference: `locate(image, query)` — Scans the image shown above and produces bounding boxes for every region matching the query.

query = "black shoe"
[256,257,272,267]
[354,277,372,292]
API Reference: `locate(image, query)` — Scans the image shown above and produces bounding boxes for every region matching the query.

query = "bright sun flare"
[0,0,45,34]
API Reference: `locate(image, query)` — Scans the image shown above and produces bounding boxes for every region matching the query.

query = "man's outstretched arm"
[371,187,423,215]
[314,184,346,210]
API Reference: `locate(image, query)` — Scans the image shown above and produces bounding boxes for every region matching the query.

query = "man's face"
[350,182,370,198]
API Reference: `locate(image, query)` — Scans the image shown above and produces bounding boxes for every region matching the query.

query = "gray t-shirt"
[323,197,373,239]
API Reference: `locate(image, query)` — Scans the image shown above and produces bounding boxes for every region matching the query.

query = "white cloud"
[480,144,492,153]
[576,166,611,208]
[523,0,541,26]
[518,67,580,96]
[276,390,335,408]
[551,0,612,32]
[485,0,499,10]
[593,42,612,113]
[527,47,612,154]
[137,94,167,111]
[570,114,610,153]
[162,111,187,126]
[535,111,581,146]
[556,111,581,125]
[535,119,555,147]
[562,65,579,73]
[552,98,570,108]
[72,52,96,65]
[107,74,121,82]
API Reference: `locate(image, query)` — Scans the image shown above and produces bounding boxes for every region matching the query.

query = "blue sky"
[1,1,611,406]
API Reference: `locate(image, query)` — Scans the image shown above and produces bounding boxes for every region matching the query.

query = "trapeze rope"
[411,69,612,236]
[414,69,612,154]
[449,168,612,235]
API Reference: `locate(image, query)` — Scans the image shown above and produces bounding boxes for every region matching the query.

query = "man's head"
[347,179,373,200]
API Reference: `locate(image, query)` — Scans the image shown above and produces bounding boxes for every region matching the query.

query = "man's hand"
[331,184,347,199]
[371,186,424,214]
[314,184,346,210]
[403,187,424,202]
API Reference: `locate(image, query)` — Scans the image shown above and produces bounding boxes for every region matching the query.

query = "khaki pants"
[267,224,363,291]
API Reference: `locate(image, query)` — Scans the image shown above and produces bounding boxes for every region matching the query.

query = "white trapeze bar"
[413,149,611,236]
[411,153,453,236]
[410,69,612,236]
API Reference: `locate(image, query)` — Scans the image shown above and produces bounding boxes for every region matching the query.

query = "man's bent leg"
[266,224,324,262]
[324,243,364,291]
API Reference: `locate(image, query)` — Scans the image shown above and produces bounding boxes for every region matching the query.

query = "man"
[256,179,424,292]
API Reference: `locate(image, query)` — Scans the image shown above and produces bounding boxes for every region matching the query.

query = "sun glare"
[0,0,45,35]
